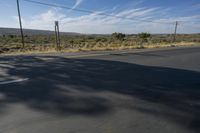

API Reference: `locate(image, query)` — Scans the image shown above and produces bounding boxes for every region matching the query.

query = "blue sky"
[0,0,200,34]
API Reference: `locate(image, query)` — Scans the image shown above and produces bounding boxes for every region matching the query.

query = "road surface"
[0,46,200,133]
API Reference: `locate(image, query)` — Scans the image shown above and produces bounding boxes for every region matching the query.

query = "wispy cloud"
[13,9,65,30]
[0,0,13,8]
[192,3,200,9]
[12,6,200,34]
[72,0,84,9]
[117,7,159,19]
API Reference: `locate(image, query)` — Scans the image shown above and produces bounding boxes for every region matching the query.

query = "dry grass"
[0,34,200,55]
[4,42,197,56]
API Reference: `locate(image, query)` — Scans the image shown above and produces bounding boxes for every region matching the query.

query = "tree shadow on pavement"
[0,55,200,131]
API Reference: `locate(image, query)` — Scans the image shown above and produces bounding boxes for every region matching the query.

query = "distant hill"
[0,27,81,36]
[1,28,199,36]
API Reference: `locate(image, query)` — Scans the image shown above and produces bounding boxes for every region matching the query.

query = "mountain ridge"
[0,27,81,36]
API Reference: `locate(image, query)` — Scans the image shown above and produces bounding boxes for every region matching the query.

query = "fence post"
[55,21,61,51]
[173,21,178,42]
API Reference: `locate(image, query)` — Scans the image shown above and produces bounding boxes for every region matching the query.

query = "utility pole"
[173,21,178,42]
[55,21,61,51]
[16,0,25,49]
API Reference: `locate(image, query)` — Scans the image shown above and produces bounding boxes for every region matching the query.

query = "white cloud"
[12,7,200,34]
[18,9,65,30]
[72,0,83,9]
[118,8,159,19]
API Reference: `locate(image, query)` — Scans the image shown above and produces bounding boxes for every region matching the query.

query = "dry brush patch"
[0,34,200,55]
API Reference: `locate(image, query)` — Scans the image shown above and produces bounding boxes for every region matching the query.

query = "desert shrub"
[87,36,95,40]
[95,38,102,42]
[8,35,16,38]
[0,33,199,54]
[112,32,126,40]
[137,32,151,42]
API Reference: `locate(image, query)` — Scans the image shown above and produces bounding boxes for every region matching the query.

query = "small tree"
[8,35,16,38]
[137,32,151,42]
[112,32,126,40]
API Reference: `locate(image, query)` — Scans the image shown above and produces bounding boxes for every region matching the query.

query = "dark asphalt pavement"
[0,46,200,133]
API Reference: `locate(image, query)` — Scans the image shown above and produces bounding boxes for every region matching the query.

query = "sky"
[0,0,200,34]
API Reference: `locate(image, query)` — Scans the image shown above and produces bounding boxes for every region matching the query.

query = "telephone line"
[23,0,175,25]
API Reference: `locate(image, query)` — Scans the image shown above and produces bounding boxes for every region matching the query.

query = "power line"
[22,0,175,25]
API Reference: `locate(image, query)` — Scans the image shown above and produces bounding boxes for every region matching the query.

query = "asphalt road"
[0,46,200,133]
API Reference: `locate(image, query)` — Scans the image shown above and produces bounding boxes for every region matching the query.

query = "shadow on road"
[0,56,200,131]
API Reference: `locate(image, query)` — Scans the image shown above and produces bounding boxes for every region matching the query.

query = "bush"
[112,32,126,40]
[8,35,16,38]
[137,32,151,42]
